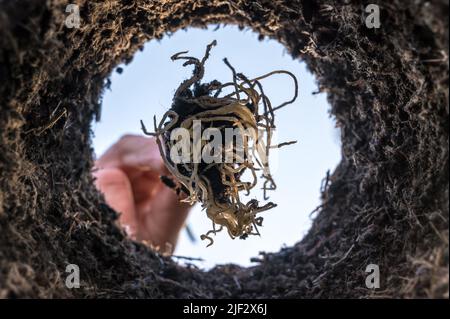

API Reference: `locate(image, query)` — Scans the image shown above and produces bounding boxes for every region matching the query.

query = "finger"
[121,138,167,173]
[138,183,192,249]
[130,170,162,204]
[96,135,168,175]
[93,168,138,239]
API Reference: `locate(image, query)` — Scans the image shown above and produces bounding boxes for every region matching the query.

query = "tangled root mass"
[142,41,298,246]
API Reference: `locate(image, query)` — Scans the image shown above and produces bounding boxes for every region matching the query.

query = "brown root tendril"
[141,40,298,247]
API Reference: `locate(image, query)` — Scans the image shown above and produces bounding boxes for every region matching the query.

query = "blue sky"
[92,25,341,269]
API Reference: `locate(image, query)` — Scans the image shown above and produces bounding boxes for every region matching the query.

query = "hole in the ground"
[92,25,341,269]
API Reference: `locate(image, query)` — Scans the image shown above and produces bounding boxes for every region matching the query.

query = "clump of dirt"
[142,40,298,246]
[0,0,448,298]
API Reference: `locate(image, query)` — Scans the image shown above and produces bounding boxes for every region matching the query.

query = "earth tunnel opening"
[92,25,341,269]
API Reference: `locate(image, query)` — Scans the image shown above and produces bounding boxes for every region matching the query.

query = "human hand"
[93,135,191,253]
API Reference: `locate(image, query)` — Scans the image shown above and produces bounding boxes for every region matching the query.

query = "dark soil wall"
[0,0,448,298]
